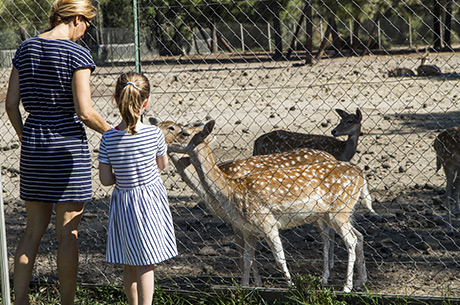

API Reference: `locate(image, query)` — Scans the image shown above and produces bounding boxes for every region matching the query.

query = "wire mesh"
[1,0,460,298]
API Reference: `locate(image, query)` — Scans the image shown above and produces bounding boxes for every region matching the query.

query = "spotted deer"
[168,120,374,292]
[253,108,362,263]
[434,126,460,233]
[253,108,362,162]
[155,119,340,286]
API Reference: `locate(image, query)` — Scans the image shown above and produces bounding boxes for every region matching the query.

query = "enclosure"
[1,0,460,300]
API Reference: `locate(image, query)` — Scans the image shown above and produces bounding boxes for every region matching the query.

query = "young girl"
[98,72,177,305]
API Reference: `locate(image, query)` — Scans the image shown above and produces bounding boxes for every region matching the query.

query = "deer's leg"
[330,218,357,293]
[444,167,455,233]
[247,234,262,286]
[315,219,332,285]
[240,230,255,287]
[452,170,460,221]
[264,228,292,285]
[233,228,245,274]
[235,228,262,286]
[329,229,335,270]
[352,227,367,288]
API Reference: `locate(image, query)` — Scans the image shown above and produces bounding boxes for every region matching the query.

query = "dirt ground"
[2,51,460,298]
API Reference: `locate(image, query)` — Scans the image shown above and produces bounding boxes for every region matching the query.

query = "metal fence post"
[133,0,141,73]
[0,171,11,305]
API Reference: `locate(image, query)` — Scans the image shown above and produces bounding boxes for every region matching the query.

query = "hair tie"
[126,82,138,89]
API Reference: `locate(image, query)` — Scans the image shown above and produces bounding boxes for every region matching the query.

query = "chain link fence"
[1,0,460,298]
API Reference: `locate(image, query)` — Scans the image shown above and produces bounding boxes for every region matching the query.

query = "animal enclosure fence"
[1,0,460,300]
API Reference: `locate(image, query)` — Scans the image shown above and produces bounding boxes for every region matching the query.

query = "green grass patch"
[0,274,458,304]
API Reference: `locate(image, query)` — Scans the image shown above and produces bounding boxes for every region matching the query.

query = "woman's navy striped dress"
[98,126,177,265]
[12,37,95,203]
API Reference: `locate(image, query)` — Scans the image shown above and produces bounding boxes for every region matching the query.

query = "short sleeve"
[156,128,167,157]
[12,43,24,70]
[71,44,96,73]
[98,135,110,164]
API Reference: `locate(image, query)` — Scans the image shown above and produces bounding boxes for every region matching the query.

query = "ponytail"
[114,72,150,135]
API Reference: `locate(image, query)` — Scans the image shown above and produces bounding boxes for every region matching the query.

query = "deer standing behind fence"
[155,119,345,287]
[253,108,362,162]
[434,126,460,233]
[253,108,363,269]
[167,120,374,292]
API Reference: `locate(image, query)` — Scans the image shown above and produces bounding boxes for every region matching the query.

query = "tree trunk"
[217,32,233,52]
[362,15,380,56]
[330,18,341,55]
[272,1,283,60]
[210,17,218,53]
[433,0,442,50]
[444,0,453,49]
[316,23,332,60]
[198,25,213,53]
[352,20,361,54]
[305,0,313,64]
[287,2,307,59]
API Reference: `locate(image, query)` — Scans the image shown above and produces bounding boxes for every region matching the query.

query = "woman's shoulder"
[17,37,91,57]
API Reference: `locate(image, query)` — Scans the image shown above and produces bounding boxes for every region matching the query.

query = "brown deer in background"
[416,51,442,76]
[253,108,362,162]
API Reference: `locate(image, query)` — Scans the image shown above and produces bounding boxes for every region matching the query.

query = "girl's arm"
[156,154,168,170]
[73,68,111,134]
[98,162,116,186]
[5,68,23,139]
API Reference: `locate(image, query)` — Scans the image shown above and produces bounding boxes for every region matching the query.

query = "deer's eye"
[168,126,175,131]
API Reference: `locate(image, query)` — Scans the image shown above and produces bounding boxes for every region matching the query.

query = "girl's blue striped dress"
[98,126,177,265]
[12,37,95,203]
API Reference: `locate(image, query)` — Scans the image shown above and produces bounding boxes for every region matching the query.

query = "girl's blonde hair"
[49,0,96,28]
[115,72,151,135]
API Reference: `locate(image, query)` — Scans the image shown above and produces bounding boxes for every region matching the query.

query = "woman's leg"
[123,265,138,305]
[13,201,53,305]
[137,265,155,305]
[55,202,85,305]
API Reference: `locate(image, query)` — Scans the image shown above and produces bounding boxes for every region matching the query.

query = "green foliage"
[0,29,21,49]
[287,274,345,305]
[0,0,51,35]
[99,0,132,28]
[76,285,127,305]
[5,280,459,304]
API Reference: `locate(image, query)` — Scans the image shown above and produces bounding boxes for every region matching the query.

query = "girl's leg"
[14,201,53,305]
[137,265,155,305]
[55,202,85,305]
[123,265,138,305]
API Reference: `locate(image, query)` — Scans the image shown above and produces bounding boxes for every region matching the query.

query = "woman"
[5,0,110,304]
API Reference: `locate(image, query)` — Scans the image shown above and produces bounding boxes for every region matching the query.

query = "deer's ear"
[203,120,216,136]
[335,109,348,118]
[356,108,362,121]
[149,117,159,125]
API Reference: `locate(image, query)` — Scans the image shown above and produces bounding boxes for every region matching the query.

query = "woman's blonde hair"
[115,72,151,135]
[49,0,96,28]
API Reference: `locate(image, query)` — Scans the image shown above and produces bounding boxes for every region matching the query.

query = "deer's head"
[168,120,215,154]
[331,108,362,137]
